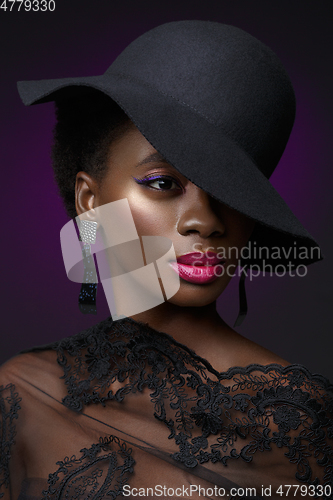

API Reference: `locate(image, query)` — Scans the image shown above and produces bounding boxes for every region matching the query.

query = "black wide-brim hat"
[17,21,322,270]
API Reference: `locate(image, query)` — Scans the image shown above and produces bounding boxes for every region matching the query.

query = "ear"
[75,171,99,221]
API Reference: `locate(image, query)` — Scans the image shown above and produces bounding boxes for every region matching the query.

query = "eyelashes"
[133,174,183,192]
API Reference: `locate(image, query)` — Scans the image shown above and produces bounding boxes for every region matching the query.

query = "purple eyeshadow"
[133,175,162,184]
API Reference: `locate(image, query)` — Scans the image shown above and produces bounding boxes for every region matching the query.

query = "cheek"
[224,215,255,266]
[240,220,256,246]
[99,181,161,234]
[127,196,176,236]
[230,214,256,247]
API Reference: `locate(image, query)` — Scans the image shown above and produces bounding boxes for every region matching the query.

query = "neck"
[130,301,230,353]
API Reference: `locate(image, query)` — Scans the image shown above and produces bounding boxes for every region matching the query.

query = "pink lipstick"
[170,252,225,284]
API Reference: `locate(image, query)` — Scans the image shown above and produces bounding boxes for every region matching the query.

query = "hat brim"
[17,73,323,269]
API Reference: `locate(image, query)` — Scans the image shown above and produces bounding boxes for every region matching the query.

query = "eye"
[133,175,183,191]
[148,177,179,190]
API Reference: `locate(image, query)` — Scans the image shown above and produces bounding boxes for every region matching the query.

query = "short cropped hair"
[52,88,131,219]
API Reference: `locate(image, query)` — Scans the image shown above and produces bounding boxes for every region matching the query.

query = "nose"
[177,185,225,239]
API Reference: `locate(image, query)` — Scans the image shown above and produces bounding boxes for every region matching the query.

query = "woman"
[1,21,332,499]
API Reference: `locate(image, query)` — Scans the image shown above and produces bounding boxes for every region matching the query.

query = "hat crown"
[106,21,296,178]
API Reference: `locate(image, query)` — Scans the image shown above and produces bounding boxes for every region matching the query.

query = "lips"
[170,252,225,284]
[176,251,223,266]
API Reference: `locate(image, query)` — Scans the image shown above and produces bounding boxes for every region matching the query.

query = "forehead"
[109,123,156,165]
[107,122,177,174]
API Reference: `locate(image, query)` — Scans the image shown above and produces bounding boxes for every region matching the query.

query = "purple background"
[1,1,332,379]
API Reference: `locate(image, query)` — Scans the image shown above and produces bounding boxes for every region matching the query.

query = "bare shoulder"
[211,325,291,372]
[231,330,290,366]
[0,349,65,399]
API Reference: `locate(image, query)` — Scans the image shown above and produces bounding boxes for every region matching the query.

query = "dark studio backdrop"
[1,1,332,379]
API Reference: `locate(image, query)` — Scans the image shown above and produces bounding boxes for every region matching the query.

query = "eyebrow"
[135,152,170,168]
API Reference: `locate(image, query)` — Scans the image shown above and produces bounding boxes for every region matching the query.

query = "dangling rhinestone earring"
[78,220,98,315]
[233,266,248,327]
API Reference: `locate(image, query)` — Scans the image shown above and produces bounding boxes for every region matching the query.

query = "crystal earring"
[233,266,248,327]
[78,220,98,314]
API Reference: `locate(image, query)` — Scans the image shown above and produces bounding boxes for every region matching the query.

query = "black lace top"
[1,317,332,499]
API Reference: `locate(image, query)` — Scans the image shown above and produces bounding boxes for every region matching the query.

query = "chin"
[167,279,228,308]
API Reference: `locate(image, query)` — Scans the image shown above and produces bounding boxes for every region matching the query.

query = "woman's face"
[76,122,255,308]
